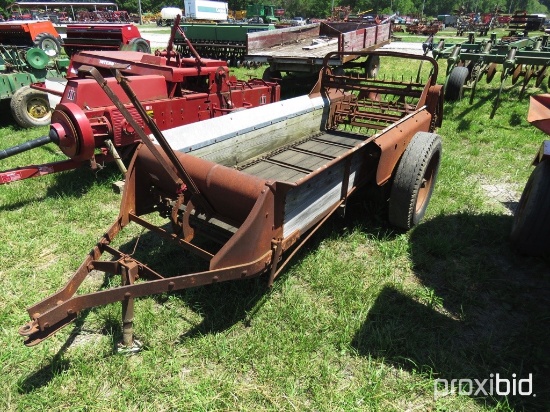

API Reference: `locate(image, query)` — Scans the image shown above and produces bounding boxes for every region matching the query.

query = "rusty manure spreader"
[0,23,279,184]
[19,51,445,350]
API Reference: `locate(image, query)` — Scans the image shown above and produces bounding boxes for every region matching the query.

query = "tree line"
[120,0,549,19]
[1,0,550,20]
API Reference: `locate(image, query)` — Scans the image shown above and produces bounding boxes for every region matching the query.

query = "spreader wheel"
[388,132,442,230]
[10,86,51,128]
[445,66,469,101]
[510,160,550,257]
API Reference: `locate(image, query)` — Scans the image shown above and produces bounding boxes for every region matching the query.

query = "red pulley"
[50,103,95,161]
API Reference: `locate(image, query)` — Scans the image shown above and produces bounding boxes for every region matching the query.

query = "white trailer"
[184,0,228,21]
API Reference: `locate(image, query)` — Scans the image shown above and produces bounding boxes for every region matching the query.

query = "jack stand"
[116,258,143,355]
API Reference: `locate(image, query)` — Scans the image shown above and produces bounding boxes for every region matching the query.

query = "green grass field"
[0,35,549,411]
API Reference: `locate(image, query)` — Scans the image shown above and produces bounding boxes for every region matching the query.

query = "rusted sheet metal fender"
[210,184,280,271]
[425,84,444,128]
[129,145,280,271]
[374,109,433,185]
[528,94,550,135]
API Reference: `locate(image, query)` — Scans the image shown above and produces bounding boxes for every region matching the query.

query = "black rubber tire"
[10,86,52,128]
[364,55,380,78]
[445,66,469,101]
[129,37,151,54]
[262,67,282,82]
[388,132,442,230]
[34,32,62,57]
[510,160,550,256]
[64,46,76,57]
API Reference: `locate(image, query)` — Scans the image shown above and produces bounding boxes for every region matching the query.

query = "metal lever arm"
[80,65,215,216]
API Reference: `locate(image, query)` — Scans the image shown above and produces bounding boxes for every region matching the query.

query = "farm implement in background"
[0,44,279,184]
[246,21,391,80]
[0,20,68,127]
[174,21,276,67]
[432,29,550,118]
[62,23,151,57]
[0,20,150,128]
[174,20,392,75]
[0,20,63,56]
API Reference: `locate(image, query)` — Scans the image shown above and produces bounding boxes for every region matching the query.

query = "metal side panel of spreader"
[153,94,328,164]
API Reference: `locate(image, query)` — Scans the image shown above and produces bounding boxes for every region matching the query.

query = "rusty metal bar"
[19,247,272,346]
[78,65,182,187]
[113,71,215,217]
[174,16,203,65]
[311,137,356,149]
[334,109,402,123]
[120,258,138,348]
[289,147,335,161]
[128,213,214,261]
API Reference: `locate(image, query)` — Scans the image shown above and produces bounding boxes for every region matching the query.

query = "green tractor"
[246,3,278,23]
[0,20,68,128]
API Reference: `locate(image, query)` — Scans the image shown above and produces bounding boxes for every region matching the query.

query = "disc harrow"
[432,31,550,118]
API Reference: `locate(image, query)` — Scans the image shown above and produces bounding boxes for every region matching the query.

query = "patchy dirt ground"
[481,183,521,215]
[138,26,171,48]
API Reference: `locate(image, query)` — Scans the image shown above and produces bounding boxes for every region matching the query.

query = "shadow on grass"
[352,212,550,410]
[279,74,318,100]
[44,162,122,198]
[18,305,104,393]
[0,162,122,212]
[0,100,15,128]
[442,80,546,126]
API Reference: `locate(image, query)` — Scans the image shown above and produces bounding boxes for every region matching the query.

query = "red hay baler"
[63,23,151,56]
[0,49,280,184]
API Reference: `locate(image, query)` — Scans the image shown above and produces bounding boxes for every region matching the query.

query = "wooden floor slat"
[295,140,347,157]
[241,161,306,182]
[239,132,365,183]
[271,150,327,171]
[313,133,364,147]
